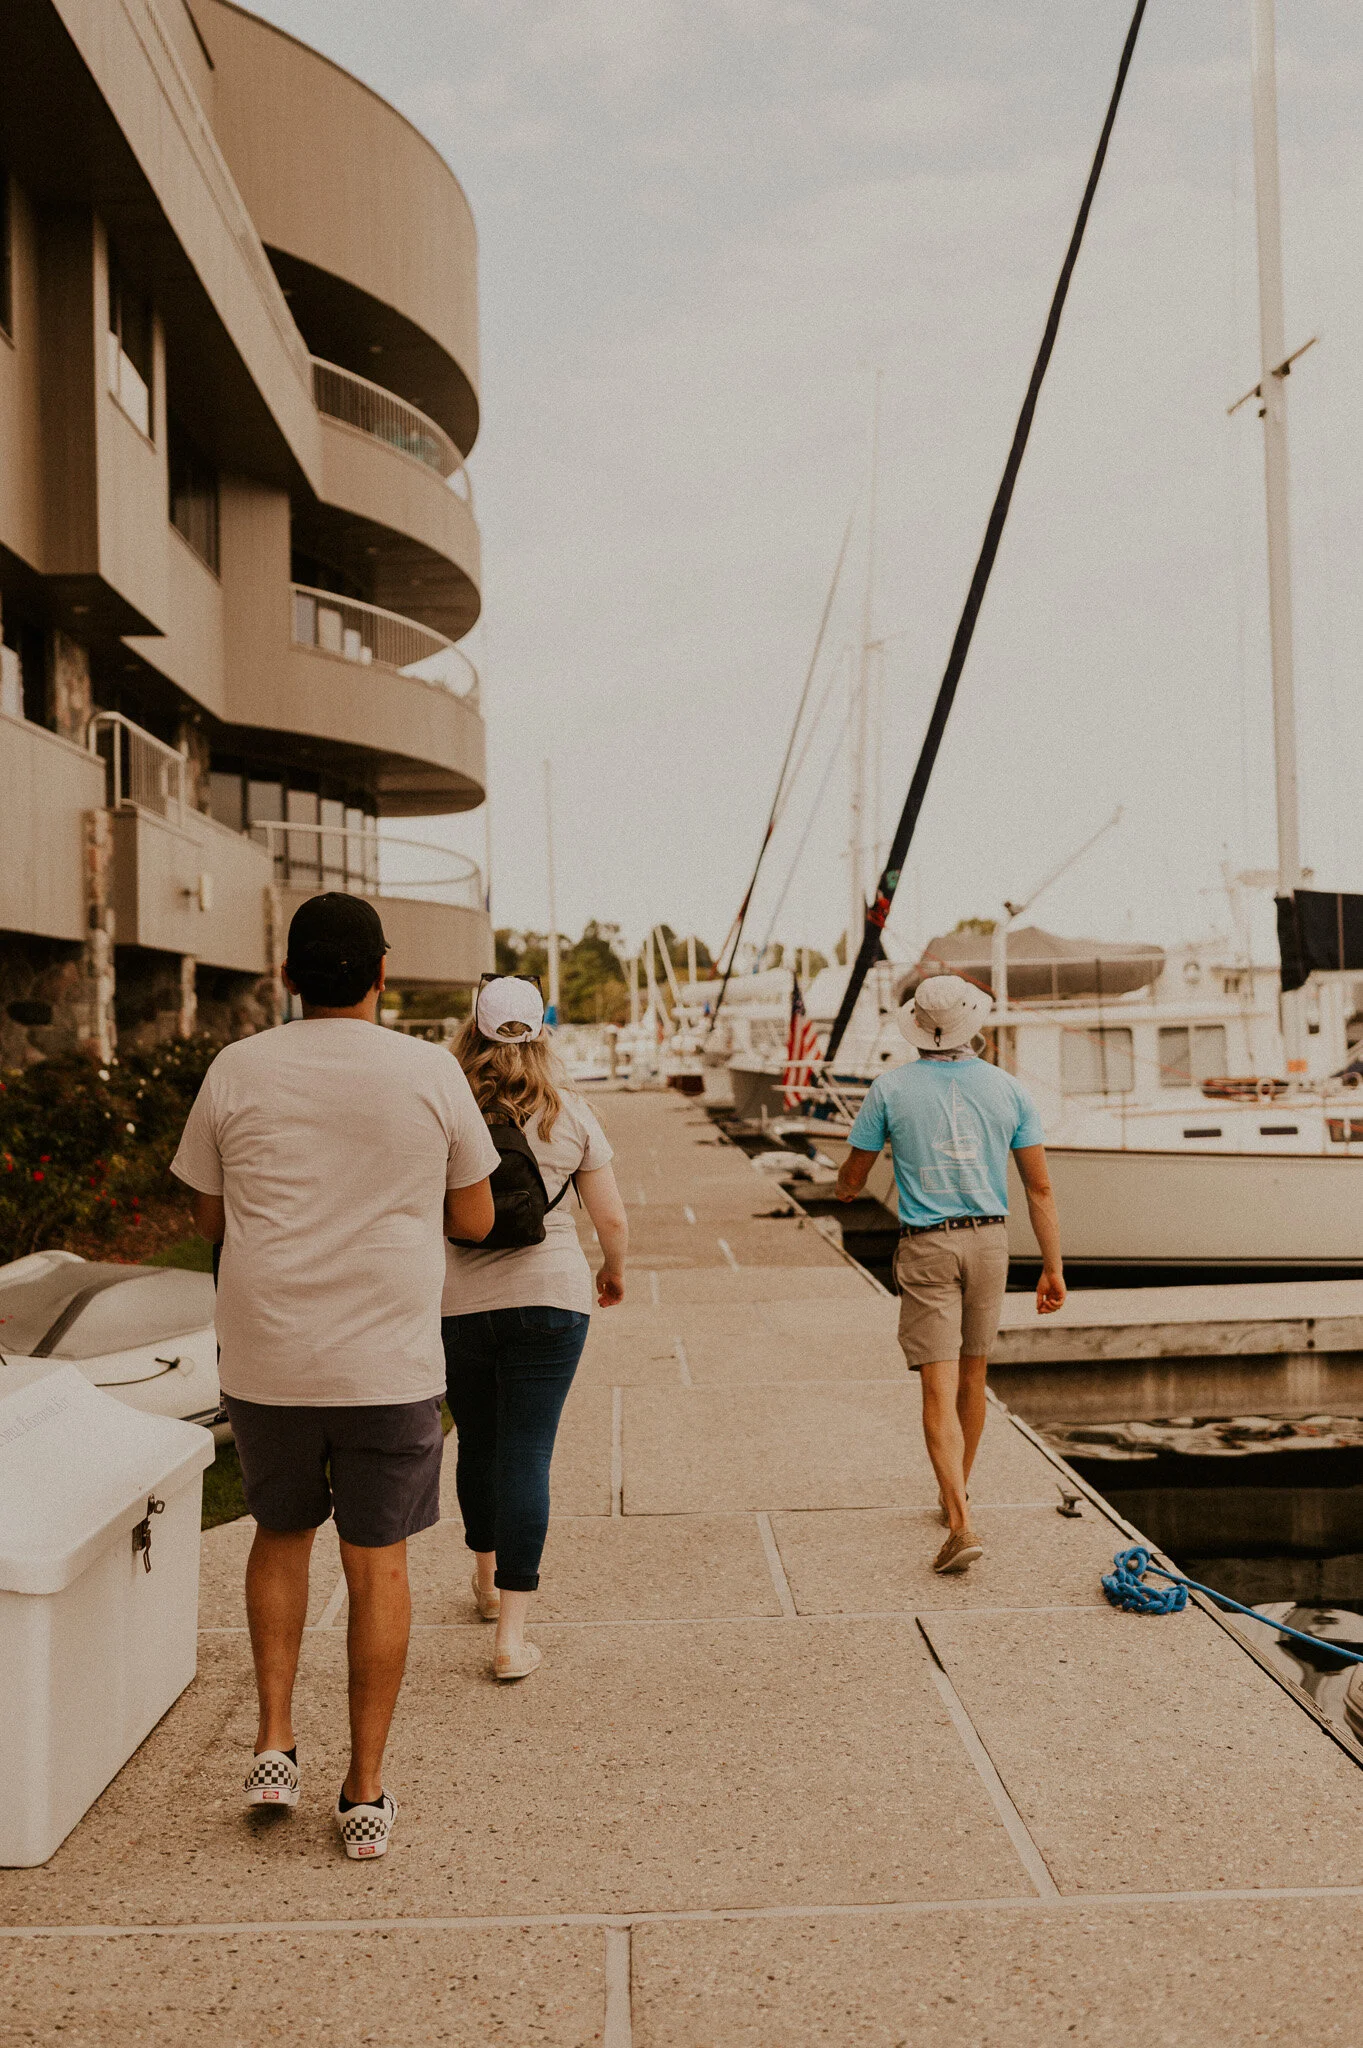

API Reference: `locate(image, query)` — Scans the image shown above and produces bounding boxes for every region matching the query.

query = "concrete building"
[0,0,492,1063]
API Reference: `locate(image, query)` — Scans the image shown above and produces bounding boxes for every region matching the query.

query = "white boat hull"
[1010,1145,1363,1269]
[844,1140,1363,1270]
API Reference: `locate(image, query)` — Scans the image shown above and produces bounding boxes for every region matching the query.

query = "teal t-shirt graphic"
[847,1058,1043,1228]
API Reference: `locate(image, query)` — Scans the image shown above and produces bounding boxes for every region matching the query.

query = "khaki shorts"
[894,1221,1010,1368]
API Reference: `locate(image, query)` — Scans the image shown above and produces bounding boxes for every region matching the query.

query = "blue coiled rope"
[1102,1546,1363,1665]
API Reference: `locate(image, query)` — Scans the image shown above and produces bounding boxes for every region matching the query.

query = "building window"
[1060,1026,1134,1096]
[107,244,153,437]
[1158,1024,1228,1089]
[1,613,46,726]
[0,170,12,340]
[168,415,219,572]
[209,770,244,832]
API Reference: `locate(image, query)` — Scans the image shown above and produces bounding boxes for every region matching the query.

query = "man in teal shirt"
[836,975,1065,1573]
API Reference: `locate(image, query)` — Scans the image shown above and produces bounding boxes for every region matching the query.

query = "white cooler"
[0,1364,215,1866]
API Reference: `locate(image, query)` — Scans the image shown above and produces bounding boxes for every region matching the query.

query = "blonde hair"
[453,1016,567,1139]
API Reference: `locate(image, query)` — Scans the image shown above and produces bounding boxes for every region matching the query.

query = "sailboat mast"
[849,374,880,955]
[1250,0,1306,1068]
[1251,0,1302,898]
[543,758,561,1024]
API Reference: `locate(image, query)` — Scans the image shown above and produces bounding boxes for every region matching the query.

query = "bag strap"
[543,1172,577,1215]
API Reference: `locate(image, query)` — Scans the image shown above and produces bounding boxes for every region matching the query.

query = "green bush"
[0,1038,222,1261]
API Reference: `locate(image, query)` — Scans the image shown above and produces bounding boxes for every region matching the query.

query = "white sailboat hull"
[851,1140,1363,1270]
[1013,1146,1363,1269]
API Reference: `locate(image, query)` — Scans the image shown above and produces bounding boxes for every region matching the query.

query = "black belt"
[900,1215,1006,1238]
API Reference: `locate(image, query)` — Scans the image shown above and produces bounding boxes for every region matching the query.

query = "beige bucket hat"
[899,973,993,1052]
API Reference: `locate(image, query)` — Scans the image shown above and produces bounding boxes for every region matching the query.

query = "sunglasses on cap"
[478,972,543,996]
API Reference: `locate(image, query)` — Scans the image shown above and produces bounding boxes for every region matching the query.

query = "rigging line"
[825,0,1150,1064]
[708,490,861,1026]
[757,692,859,960]
[778,640,856,845]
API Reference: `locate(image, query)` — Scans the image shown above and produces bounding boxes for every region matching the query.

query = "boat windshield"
[0,1262,212,1360]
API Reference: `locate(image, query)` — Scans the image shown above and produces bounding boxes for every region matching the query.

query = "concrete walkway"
[5,1090,1363,2042]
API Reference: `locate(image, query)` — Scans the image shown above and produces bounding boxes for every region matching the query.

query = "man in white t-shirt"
[172,894,497,1861]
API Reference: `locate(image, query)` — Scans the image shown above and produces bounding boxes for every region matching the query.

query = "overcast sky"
[248,0,1363,966]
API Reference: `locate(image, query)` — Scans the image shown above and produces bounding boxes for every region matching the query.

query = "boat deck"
[4,1090,1363,2042]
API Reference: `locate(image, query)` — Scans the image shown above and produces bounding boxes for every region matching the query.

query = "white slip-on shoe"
[493,1641,543,1682]
[244,1749,299,1810]
[335,1790,397,1861]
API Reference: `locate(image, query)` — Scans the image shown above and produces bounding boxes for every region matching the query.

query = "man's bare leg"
[245,1525,316,1754]
[919,1359,972,1534]
[340,1537,412,1805]
[957,1353,989,1487]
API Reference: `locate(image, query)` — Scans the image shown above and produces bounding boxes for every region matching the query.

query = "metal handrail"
[251,820,483,911]
[310,357,472,503]
[88,711,187,824]
[290,585,480,707]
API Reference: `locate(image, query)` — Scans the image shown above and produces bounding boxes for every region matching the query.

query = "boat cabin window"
[1158,1024,1227,1088]
[1060,1026,1134,1095]
[1328,1119,1363,1143]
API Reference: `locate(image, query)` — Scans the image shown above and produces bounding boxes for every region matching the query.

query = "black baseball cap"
[285,893,389,1005]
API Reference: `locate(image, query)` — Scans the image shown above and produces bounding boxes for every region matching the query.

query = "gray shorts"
[894,1221,1010,1368]
[224,1393,444,1548]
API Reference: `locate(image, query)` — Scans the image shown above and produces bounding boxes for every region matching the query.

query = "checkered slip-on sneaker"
[244,1749,299,1809]
[335,1790,398,1861]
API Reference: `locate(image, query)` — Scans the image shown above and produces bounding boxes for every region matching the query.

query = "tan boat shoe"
[471,1571,500,1622]
[934,1528,984,1574]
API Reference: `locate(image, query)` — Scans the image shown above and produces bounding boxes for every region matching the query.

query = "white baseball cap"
[899,973,992,1051]
[475,974,545,1042]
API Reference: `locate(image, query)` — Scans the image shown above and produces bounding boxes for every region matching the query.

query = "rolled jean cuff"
[494,1569,540,1593]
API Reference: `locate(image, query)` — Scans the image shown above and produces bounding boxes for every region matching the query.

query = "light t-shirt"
[847,1056,1043,1228]
[443,1092,614,1318]
[171,1019,500,1406]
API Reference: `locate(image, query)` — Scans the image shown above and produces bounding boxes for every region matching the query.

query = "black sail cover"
[1276,891,1363,993]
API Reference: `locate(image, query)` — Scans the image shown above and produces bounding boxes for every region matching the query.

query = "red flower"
[32,1170,44,1182]
[39,1154,50,1163]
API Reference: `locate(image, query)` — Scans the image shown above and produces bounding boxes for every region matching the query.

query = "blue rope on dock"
[1102,1546,1363,1665]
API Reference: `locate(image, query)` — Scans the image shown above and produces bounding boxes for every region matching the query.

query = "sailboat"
[824,0,1363,1273]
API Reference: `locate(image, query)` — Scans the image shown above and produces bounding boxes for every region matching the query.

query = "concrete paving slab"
[656,1266,871,1305]
[770,1505,1119,1613]
[407,1513,782,1623]
[631,1895,1363,2047]
[681,1325,903,1383]
[573,1323,688,1388]
[440,1383,614,1520]
[1,1925,605,2046]
[922,1606,1363,1893]
[622,1387,1060,1513]
[0,1622,1023,1922]
[757,1297,898,1341]
[198,1517,342,1629]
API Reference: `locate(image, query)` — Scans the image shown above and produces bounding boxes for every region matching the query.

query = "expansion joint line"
[756,1513,797,1618]
[915,1621,1059,1899]
[603,1923,633,2047]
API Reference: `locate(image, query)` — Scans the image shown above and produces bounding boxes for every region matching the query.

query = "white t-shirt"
[442,1092,614,1318]
[171,1020,500,1406]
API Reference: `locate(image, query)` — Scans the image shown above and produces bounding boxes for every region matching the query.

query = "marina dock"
[5,1090,1363,2042]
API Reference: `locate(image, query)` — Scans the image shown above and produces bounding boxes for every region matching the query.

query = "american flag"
[782,978,822,1109]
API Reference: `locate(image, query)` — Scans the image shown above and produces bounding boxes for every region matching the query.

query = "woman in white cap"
[443,973,628,1679]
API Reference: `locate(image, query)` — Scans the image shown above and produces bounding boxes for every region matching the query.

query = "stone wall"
[0,934,89,1067]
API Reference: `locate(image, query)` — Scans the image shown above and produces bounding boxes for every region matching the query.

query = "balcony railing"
[310,357,472,503]
[88,712,187,823]
[291,585,480,707]
[250,821,483,911]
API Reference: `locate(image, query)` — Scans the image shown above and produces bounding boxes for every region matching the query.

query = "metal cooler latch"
[132,1495,166,1572]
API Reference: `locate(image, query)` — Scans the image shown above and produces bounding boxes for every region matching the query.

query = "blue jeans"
[442,1306,589,1592]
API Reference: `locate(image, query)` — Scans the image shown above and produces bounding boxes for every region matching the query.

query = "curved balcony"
[252,821,492,985]
[290,586,479,709]
[311,359,472,504]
